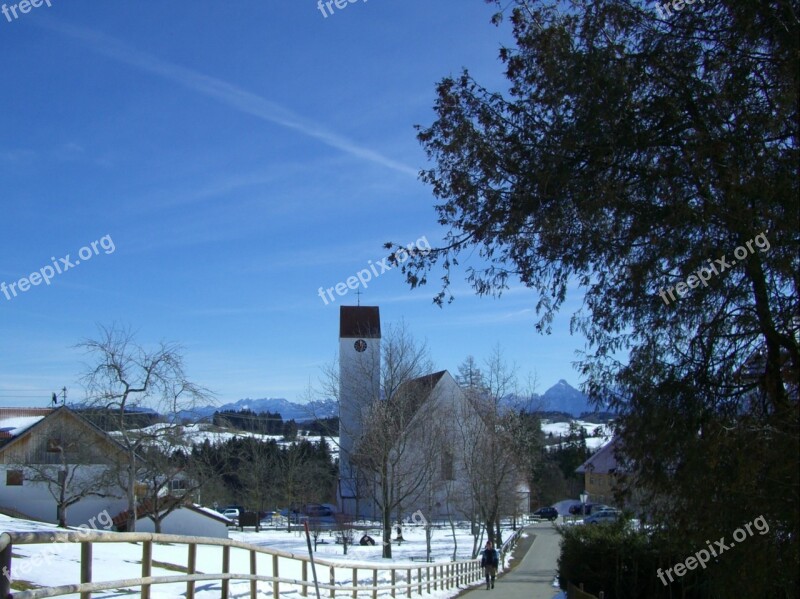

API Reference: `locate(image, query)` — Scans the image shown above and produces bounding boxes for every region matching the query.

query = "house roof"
[339,306,381,339]
[0,408,52,443]
[0,406,129,456]
[576,436,620,474]
[115,500,231,527]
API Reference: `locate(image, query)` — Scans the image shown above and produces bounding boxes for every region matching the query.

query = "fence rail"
[0,530,486,599]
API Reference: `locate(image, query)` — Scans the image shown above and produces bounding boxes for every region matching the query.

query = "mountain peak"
[540,380,592,417]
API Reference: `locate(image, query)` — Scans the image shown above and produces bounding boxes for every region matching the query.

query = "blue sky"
[0,0,590,409]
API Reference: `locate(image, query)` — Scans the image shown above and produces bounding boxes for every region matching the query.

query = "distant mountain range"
[178,397,338,423]
[175,379,597,422]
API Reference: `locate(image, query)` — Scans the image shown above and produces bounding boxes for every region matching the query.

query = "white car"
[583,509,621,525]
[222,508,240,525]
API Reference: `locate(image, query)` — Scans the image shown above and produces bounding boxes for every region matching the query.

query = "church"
[336,305,530,523]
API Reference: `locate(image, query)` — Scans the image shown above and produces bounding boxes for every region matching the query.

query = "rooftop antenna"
[355,288,363,306]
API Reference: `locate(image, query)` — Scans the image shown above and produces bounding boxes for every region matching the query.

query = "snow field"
[2,516,518,598]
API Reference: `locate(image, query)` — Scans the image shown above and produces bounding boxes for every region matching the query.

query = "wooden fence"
[0,530,487,599]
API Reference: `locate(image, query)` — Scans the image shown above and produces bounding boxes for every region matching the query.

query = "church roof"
[340,306,381,339]
[392,370,448,416]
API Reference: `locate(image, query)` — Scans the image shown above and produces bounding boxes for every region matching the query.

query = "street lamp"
[580,491,588,517]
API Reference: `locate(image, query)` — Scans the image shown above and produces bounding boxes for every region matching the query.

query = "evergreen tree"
[391,1,798,594]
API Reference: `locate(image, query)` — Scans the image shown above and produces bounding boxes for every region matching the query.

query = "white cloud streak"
[38,20,419,178]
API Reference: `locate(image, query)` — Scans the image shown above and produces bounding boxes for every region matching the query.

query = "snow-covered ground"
[1,514,519,598]
[122,422,339,460]
[541,419,612,450]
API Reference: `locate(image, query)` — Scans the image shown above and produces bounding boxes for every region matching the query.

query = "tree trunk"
[425,525,433,562]
[381,505,392,558]
[449,514,458,562]
[127,451,137,532]
[58,476,67,528]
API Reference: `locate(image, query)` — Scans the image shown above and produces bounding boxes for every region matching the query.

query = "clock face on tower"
[354,339,367,353]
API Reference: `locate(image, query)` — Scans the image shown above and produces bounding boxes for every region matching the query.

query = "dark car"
[304,504,333,517]
[532,507,558,521]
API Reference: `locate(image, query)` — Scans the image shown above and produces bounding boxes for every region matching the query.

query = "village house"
[0,406,129,527]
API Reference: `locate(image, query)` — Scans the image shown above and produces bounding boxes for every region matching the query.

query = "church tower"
[338,305,381,517]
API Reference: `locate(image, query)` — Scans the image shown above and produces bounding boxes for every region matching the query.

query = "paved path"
[459,522,562,599]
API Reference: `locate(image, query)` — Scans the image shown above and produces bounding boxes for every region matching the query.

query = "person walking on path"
[480,540,499,590]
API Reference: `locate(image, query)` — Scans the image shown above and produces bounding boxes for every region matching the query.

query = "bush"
[557,522,709,599]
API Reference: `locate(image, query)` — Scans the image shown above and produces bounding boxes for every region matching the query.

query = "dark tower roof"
[339,306,381,339]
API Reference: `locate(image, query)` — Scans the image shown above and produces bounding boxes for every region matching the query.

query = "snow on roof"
[576,437,620,474]
[191,504,233,523]
[0,416,46,436]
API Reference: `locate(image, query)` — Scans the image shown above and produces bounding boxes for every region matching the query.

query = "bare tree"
[454,349,533,549]
[333,512,356,555]
[347,323,437,558]
[134,431,221,534]
[78,325,214,531]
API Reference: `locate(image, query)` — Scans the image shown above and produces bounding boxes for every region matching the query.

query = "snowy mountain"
[538,380,595,417]
[179,398,337,423]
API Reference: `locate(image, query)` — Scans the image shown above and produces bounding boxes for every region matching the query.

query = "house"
[0,406,129,527]
[575,436,620,505]
[124,503,230,539]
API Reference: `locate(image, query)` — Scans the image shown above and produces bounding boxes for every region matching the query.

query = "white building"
[336,306,529,522]
[0,407,128,528]
[134,504,230,539]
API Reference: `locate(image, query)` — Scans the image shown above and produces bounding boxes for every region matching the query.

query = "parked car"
[583,508,621,525]
[531,507,559,521]
[568,503,609,515]
[304,504,333,517]
[221,508,240,525]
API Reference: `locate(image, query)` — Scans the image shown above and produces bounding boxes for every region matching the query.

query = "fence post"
[250,549,257,599]
[272,554,279,599]
[187,543,197,599]
[372,568,377,599]
[352,567,357,599]
[141,541,152,599]
[329,565,335,598]
[222,545,230,599]
[426,566,431,594]
[390,569,396,598]
[302,560,308,597]
[80,541,93,599]
[0,539,12,598]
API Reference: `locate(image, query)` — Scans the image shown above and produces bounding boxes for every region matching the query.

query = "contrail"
[37,19,419,178]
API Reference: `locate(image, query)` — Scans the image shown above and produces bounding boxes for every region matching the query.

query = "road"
[458,521,563,599]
